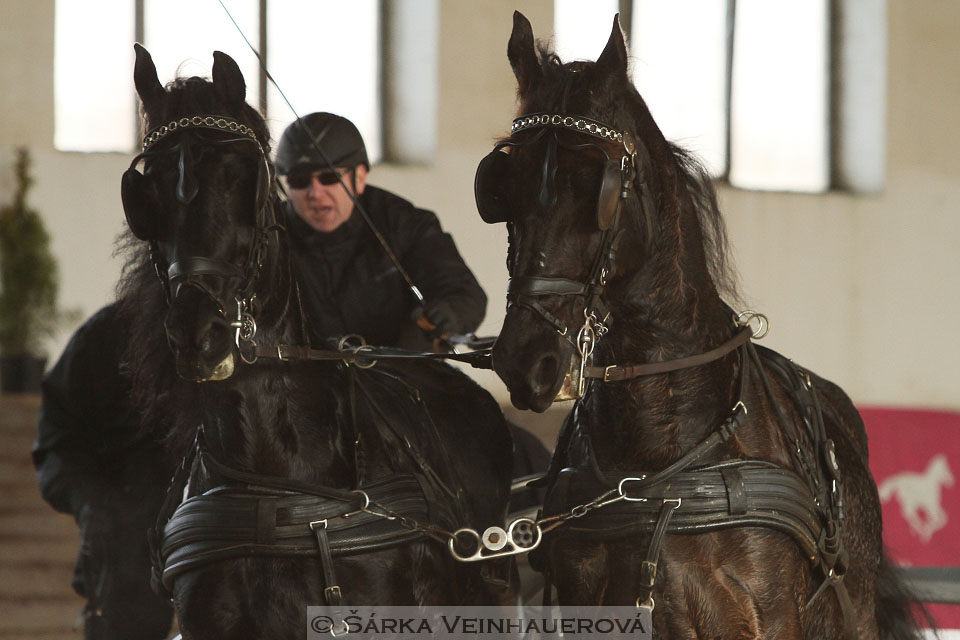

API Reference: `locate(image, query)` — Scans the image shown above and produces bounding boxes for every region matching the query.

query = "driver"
[276,113,549,509]
[276,112,486,350]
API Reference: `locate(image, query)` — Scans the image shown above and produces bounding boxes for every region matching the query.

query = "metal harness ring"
[737,310,770,339]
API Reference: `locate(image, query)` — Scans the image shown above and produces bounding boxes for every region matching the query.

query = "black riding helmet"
[275,112,369,176]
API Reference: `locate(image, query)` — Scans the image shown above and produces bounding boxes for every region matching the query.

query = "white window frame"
[554,0,887,194]
[54,0,388,163]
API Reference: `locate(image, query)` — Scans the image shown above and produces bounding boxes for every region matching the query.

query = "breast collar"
[147,367,468,608]
[531,342,856,638]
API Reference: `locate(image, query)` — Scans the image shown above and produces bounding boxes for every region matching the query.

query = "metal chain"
[354,497,458,546]
[512,113,624,143]
[142,115,259,150]
[537,487,626,533]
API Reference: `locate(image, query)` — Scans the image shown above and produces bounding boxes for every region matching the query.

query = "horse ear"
[212,51,246,111]
[133,43,166,123]
[507,11,541,95]
[595,14,628,78]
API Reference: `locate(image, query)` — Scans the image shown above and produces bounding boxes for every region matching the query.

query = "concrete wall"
[1,0,957,412]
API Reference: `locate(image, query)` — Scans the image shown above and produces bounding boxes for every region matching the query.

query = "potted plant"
[0,148,62,392]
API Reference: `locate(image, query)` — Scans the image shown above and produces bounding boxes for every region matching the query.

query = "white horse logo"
[878,453,955,542]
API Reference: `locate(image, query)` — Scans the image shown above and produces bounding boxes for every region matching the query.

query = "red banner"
[860,406,959,630]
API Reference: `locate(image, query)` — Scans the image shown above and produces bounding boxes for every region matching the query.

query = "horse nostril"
[532,353,560,393]
[198,317,229,354]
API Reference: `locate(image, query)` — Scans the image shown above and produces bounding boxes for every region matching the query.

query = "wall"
[1,0,957,414]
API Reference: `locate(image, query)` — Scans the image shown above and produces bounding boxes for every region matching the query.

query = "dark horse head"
[485,13,736,412]
[121,44,277,384]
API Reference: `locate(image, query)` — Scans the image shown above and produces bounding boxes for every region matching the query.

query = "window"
[553,0,620,63]
[54,0,135,153]
[265,0,381,159]
[554,0,887,193]
[54,0,382,162]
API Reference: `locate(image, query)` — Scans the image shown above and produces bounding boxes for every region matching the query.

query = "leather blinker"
[596,157,623,230]
[474,148,516,224]
[121,167,158,241]
[475,140,628,232]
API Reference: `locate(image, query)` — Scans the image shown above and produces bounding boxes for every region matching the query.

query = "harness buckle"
[324,585,343,607]
[640,560,657,587]
[603,365,618,383]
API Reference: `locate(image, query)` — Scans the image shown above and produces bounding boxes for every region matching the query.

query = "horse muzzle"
[492,307,573,412]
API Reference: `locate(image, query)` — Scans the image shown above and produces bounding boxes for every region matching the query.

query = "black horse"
[480,13,924,639]
[116,45,513,638]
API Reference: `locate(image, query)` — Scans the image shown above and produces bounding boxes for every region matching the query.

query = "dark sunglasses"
[285,167,353,189]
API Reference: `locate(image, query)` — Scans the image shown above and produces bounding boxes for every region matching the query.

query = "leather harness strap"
[637,498,680,609]
[584,326,752,382]
[159,474,444,592]
[545,461,823,554]
[535,344,857,639]
[309,520,343,607]
[149,366,467,603]
[247,341,493,370]
[749,344,858,639]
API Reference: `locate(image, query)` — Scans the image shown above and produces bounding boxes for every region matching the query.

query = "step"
[0,485,55,513]
[0,510,77,540]
[0,565,78,600]
[0,432,37,462]
[0,458,33,484]
[2,633,82,640]
[0,395,41,434]
[0,536,79,567]
[0,598,84,636]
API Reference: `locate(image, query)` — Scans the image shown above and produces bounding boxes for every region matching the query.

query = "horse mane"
[114,74,274,447]
[528,44,741,305]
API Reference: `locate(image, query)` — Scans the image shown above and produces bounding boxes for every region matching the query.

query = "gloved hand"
[423,300,460,335]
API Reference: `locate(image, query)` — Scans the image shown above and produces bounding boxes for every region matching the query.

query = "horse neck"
[584,160,740,470]
[251,221,302,345]
[198,219,350,482]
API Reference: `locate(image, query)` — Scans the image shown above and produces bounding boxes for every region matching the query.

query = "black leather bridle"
[476,112,658,396]
[121,114,278,354]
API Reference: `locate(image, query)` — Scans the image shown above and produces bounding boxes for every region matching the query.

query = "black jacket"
[33,304,175,637]
[33,303,171,516]
[286,185,486,349]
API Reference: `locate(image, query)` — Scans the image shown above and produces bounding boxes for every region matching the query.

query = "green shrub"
[0,148,61,357]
